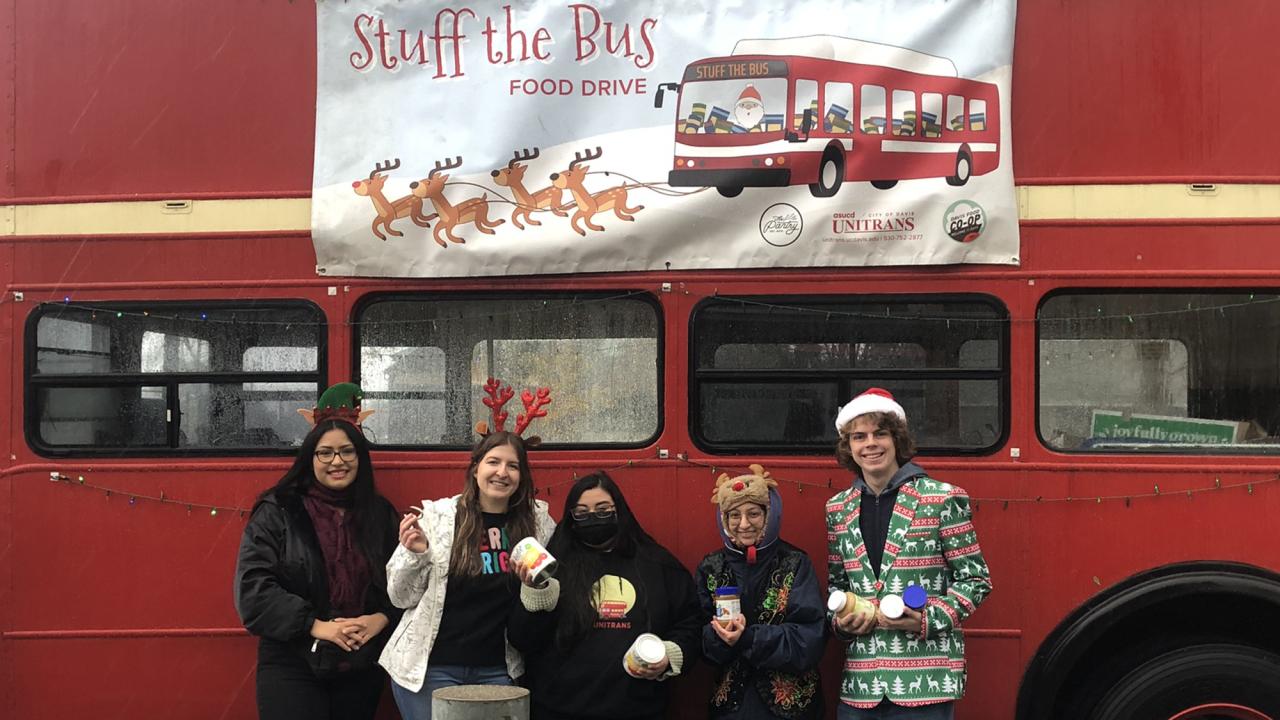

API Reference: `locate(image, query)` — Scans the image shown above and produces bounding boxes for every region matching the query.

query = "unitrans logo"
[943,200,987,243]
[759,203,803,247]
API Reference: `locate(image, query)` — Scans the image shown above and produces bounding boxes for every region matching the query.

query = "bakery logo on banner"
[943,200,986,243]
[759,203,803,246]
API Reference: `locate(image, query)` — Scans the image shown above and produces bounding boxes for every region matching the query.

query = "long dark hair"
[257,420,388,588]
[449,431,539,579]
[546,471,676,649]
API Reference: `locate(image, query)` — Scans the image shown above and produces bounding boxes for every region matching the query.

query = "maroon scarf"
[302,482,371,618]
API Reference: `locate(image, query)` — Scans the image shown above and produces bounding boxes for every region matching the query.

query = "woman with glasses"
[379,429,556,720]
[509,471,702,720]
[235,416,401,720]
[694,464,825,720]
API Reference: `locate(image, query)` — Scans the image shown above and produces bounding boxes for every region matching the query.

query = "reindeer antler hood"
[711,464,783,555]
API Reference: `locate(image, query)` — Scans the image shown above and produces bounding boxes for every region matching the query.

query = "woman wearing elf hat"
[694,464,825,720]
[234,383,401,720]
[379,379,557,720]
[826,388,992,719]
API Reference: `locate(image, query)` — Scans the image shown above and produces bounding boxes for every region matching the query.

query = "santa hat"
[833,388,906,432]
[737,83,761,104]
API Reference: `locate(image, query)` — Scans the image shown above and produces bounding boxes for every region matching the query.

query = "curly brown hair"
[834,411,916,473]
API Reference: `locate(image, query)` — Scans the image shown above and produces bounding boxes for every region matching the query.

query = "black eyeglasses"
[314,448,357,463]
[571,507,617,522]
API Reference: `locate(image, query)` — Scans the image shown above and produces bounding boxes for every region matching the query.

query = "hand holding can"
[623,633,668,679]
[512,536,557,587]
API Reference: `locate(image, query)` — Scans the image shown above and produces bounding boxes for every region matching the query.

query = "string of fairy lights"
[45,457,1278,520]
[29,291,1280,330]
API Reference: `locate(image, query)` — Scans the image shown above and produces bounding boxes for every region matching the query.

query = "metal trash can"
[431,684,530,720]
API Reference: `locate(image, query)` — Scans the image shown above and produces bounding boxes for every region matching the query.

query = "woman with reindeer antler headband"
[378,378,557,720]
[234,383,401,720]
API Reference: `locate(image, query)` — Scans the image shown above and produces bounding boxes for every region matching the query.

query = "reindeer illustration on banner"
[410,156,505,247]
[490,148,568,230]
[351,158,436,241]
[550,147,644,236]
[353,147,656,243]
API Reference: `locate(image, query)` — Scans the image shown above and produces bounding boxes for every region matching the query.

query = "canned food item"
[512,536,557,586]
[827,589,876,623]
[623,633,667,677]
[714,586,741,626]
[879,593,905,619]
[903,584,928,611]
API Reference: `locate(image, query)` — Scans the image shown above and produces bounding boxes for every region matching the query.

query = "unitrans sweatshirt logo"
[759,203,803,247]
[943,200,986,243]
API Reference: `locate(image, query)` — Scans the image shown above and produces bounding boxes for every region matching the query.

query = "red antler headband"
[474,377,553,444]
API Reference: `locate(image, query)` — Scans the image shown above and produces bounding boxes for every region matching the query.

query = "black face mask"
[574,516,619,546]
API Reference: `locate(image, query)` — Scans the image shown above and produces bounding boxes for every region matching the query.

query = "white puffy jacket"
[377,494,556,692]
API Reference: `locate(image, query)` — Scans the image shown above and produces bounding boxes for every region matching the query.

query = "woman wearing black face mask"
[509,472,702,720]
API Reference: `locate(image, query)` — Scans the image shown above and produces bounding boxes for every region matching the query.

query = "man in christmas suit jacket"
[826,388,993,719]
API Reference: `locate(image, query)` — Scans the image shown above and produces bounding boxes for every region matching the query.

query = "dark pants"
[256,640,387,720]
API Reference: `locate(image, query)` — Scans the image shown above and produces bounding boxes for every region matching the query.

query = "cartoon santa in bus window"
[734,83,764,130]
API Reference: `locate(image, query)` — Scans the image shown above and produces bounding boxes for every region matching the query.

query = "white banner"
[313,0,1018,278]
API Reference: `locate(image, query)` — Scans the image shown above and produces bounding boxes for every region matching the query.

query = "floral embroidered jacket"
[695,486,825,719]
[826,468,993,709]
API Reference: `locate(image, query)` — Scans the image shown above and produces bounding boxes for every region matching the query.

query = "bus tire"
[717,186,743,198]
[946,151,972,186]
[809,149,844,197]
[870,180,897,190]
[1087,643,1280,720]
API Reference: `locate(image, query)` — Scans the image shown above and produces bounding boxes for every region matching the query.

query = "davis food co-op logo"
[759,203,803,246]
[943,200,987,243]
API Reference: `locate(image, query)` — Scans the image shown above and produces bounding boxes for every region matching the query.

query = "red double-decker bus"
[657,36,1000,198]
[4,3,1280,720]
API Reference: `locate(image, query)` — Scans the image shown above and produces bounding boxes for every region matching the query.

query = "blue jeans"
[391,665,512,720]
[838,699,955,720]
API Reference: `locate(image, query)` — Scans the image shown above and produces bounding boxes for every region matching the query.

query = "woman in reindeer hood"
[694,464,825,720]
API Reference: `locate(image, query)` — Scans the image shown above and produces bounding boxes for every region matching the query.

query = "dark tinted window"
[691,296,1007,453]
[28,303,324,454]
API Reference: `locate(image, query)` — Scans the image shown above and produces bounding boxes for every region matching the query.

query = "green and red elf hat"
[473,377,552,446]
[298,382,375,428]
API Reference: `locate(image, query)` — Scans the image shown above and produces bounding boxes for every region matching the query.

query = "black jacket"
[695,487,825,719]
[234,489,402,654]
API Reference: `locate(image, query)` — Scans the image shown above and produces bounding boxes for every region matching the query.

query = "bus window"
[921,93,943,137]
[691,296,1007,453]
[356,292,660,447]
[793,79,818,131]
[969,98,988,131]
[1039,291,1280,453]
[27,302,324,454]
[892,89,917,136]
[947,94,965,131]
[677,77,787,133]
[861,85,886,134]
[823,82,854,134]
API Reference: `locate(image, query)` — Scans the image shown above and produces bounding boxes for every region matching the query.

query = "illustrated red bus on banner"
[656,36,1000,198]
